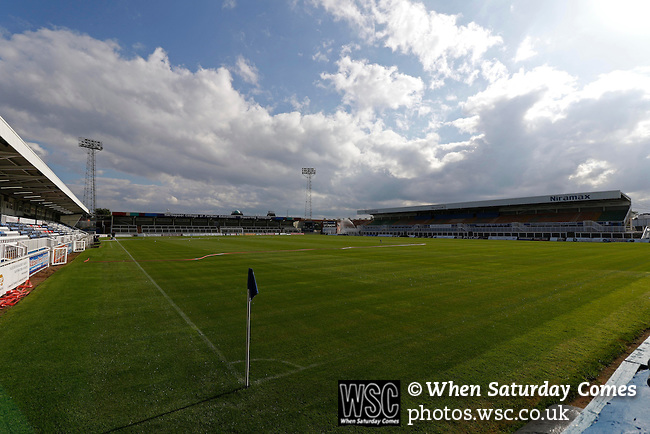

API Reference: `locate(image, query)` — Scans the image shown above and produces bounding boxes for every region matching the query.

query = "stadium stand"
[358,190,646,241]
[1,116,88,223]
[0,115,93,299]
[107,212,301,236]
[0,218,89,249]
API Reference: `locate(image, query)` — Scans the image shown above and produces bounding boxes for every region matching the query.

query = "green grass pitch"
[0,236,649,432]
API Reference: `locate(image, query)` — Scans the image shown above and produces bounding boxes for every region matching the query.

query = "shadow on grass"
[103,386,245,433]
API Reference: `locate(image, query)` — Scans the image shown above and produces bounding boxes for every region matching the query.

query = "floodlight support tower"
[302,167,316,220]
[79,137,103,216]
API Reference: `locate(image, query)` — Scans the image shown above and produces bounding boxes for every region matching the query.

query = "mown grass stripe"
[0,383,32,433]
[116,239,243,383]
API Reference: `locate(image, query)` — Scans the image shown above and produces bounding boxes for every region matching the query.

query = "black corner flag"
[245,268,258,387]
[248,268,259,300]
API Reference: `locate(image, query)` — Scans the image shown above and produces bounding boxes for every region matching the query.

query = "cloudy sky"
[1,0,649,217]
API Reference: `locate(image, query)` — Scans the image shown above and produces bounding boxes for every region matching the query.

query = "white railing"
[221,227,244,235]
[141,225,220,234]
[25,237,50,252]
[582,220,605,232]
[0,235,29,243]
[0,242,27,261]
[0,218,90,270]
[111,225,138,233]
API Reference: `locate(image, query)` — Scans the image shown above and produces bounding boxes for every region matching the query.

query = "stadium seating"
[597,210,628,222]
[361,208,633,240]
[373,210,624,227]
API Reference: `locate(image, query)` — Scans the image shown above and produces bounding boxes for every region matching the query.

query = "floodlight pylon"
[302,167,316,220]
[79,137,103,215]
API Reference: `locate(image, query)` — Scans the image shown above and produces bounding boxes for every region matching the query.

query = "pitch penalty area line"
[116,240,243,383]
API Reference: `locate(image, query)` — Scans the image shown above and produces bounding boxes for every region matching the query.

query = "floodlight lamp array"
[78,137,103,151]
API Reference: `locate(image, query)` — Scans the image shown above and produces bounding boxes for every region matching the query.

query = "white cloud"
[312,50,329,63]
[569,159,616,187]
[376,0,502,77]
[481,59,509,84]
[448,62,650,199]
[25,141,49,159]
[314,0,502,83]
[222,0,236,9]
[626,119,650,144]
[321,55,424,113]
[315,0,378,41]
[514,36,537,63]
[287,94,311,111]
[234,55,259,85]
[3,20,650,217]
[581,67,650,100]
[576,68,650,145]
[448,116,480,135]
[463,66,578,124]
[312,39,334,62]
[0,28,462,215]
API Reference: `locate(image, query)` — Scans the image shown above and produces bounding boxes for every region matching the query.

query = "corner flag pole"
[245,295,252,387]
[245,268,259,388]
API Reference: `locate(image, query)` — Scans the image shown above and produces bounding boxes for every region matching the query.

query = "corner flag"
[245,268,258,387]
[248,268,259,300]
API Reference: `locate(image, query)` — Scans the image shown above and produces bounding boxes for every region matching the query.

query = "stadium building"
[0,115,92,298]
[106,212,301,236]
[358,190,646,241]
[0,117,88,224]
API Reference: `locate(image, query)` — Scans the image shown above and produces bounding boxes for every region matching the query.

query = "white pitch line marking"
[117,240,243,383]
[229,359,323,385]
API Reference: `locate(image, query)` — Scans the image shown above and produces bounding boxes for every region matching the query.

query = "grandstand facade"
[0,116,88,225]
[107,212,301,236]
[0,115,90,242]
[358,190,644,241]
[0,115,92,298]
